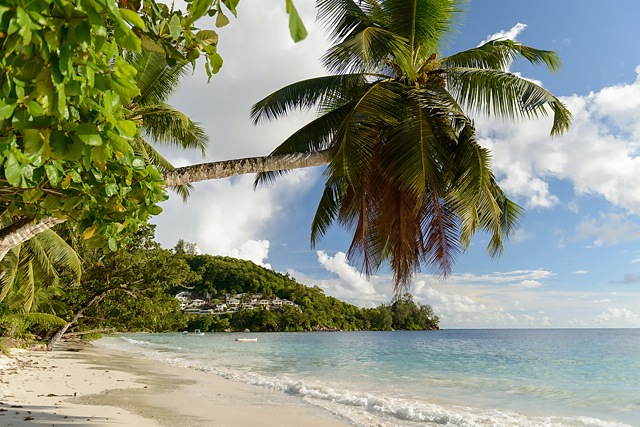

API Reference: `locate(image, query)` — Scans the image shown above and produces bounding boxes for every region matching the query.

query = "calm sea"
[97,329,640,426]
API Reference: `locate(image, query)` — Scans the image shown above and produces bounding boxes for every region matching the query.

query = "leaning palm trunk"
[0,217,66,264]
[163,148,335,187]
[0,149,336,263]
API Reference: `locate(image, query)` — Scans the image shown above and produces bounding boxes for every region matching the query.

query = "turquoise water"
[98,329,640,426]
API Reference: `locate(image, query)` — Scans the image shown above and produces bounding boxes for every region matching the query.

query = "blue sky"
[152,0,640,328]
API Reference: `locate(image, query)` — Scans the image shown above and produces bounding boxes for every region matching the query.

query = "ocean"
[97,329,640,427]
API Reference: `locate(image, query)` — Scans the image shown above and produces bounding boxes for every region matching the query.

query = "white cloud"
[511,280,543,288]
[152,169,317,267]
[575,212,640,246]
[572,270,589,275]
[595,308,640,326]
[475,66,640,225]
[478,23,527,46]
[316,251,377,295]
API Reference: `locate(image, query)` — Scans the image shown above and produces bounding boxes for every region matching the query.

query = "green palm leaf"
[447,67,572,135]
[251,74,367,124]
[443,39,562,72]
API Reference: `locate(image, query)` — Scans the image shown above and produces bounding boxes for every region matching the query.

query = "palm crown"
[251,0,572,290]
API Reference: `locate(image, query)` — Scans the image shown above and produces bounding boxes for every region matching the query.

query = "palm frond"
[251,74,367,124]
[135,104,208,155]
[24,312,67,328]
[443,39,562,72]
[128,51,191,106]
[311,177,346,246]
[27,229,82,279]
[134,137,194,202]
[446,67,572,135]
[317,0,372,43]
[322,26,411,75]
[420,188,461,278]
[383,0,463,54]
[0,246,20,302]
[447,125,523,256]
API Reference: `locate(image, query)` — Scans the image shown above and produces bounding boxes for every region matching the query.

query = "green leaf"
[44,164,61,185]
[286,1,307,42]
[119,8,146,30]
[22,189,44,203]
[118,120,138,137]
[188,0,211,23]
[105,182,118,197]
[0,99,16,120]
[195,29,218,45]
[209,52,223,74]
[75,123,103,146]
[131,158,146,170]
[108,237,118,252]
[26,101,44,117]
[23,129,45,154]
[215,12,230,28]
[222,0,239,17]
[4,153,29,187]
[169,14,182,40]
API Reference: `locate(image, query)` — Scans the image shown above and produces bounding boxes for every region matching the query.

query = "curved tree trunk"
[0,217,66,261]
[46,293,107,350]
[162,148,335,187]
[0,148,335,262]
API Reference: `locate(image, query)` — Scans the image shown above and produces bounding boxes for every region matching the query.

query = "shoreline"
[0,344,353,427]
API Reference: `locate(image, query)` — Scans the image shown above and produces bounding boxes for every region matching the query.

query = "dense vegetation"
[0,225,439,344]
[178,249,439,332]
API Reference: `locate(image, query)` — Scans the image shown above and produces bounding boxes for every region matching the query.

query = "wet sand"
[0,345,353,426]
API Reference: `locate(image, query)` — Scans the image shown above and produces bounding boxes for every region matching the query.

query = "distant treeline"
[1,226,439,343]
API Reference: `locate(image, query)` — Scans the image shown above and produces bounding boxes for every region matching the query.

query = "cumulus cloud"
[152,169,317,267]
[575,212,640,246]
[476,66,640,230]
[316,251,377,295]
[478,22,527,46]
[595,308,640,326]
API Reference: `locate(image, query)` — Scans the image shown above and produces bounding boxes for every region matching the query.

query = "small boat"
[180,331,188,335]
[193,329,205,336]
[235,338,258,342]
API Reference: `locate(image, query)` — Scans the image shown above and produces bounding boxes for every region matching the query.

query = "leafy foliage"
[0,0,307,254]
[57,225,194,333]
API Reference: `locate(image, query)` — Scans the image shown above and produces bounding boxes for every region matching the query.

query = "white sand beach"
[0,345,352,427]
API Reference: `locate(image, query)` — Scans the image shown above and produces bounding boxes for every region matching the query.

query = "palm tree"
[246,0,572,290]
[0,223,81,308]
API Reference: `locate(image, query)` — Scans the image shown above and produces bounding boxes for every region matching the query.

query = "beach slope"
[1,345,352,427]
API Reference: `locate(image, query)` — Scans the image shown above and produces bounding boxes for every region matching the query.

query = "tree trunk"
[0,148,335,262]
[0,217,66,261]
[162,148,335,187]
[46,293,107,351]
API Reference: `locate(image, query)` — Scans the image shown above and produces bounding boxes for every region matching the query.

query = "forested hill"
[176,253,440,333]
[1,228,438,343]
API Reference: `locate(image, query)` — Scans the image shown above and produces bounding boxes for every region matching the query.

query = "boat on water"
[235,338,258,342]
